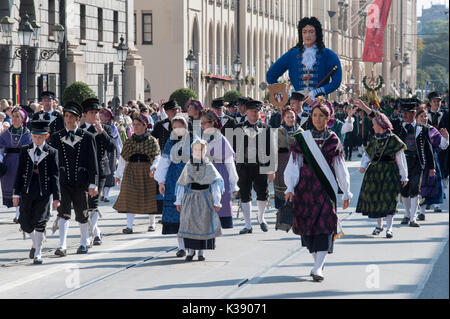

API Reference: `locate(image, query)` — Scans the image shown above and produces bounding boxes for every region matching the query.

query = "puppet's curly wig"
[295,17,325,52]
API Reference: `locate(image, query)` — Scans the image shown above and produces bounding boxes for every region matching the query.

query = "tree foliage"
[62,82,96,105]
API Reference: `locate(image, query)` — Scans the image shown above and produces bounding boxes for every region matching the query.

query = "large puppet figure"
[266,17,342,106]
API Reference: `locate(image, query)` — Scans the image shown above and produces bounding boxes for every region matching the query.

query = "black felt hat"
[81,97,101,113]
[40,91,55,100]
[162,100,181,111]
[245,99,263,110]
[290,91,305,102]
[427,91,441,101]
[211,98,225,109]
[399,99,419,112]
[63,101,83,117]
[237,97,251,105]
[30,120,50,135]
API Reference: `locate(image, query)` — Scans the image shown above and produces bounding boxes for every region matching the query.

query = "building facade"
[132,0,418,105]
[0,0,144,106]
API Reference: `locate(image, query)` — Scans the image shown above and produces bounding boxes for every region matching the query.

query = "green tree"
[169,88,198,111]
[62,82,96,106]
[223,90,243,103]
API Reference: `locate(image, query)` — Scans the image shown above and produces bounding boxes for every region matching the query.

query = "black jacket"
[220,114,237,136]
[79,123,116,177]
[49,128,99,186]
[151,118,172,151]
[398,122,435,170]
[13,143,60,200]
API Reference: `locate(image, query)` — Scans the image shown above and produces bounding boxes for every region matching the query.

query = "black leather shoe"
[54,248,67,257]
[426,205,431,210]
[29,248,35,259]
[103,198,110,202]
[185,252,196,262]
[13,217,19,224]
[33,257,43,265]
[239,227,253,234]
[434,207,442,213]
[312,274,324,282]
[400,217,410,225]
[260,223,269,232]
[176,249,186,257]
[77,245,88,254]
[417,214,425,221]
[93,236,102,246]
[409,221,420,227]
[148,225,155,232]
[198,255,206,261]
[386,230,393,238]
[122,227,133,234]
[372,227,384,235]
[100,196,104,201]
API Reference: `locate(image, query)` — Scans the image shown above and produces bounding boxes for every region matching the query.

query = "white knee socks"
[79,222,90,247]
[198,249,204,257]
[241,202,252,229]
[419,205,426,215]
[15,206,20,219]
[34,231,44,259]
[188,248,195,256]
[313,251,327,276]
[103,187,110,199]
[29,231,36,249]
[126,213,134,229]
[401,197,411,218]
[257,200,267,224]
[149,215,156,228]
[177,237,185,250]
[377,218,383,228]
[58,218,69,250]
[410,196,419,221]
[386,215,394,232]
[90,210,101,238]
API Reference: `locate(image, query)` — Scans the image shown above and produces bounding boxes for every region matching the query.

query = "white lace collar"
[302,45,318,70]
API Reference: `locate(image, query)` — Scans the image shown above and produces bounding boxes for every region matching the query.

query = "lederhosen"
[49,128,99,223]
[13,144,60,233]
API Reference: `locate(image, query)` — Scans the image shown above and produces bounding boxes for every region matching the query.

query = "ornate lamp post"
[15,13,34,105]
[185,49,196,89]
[117,35,128,110]
[40,23,65,60]
[232,54,242,91]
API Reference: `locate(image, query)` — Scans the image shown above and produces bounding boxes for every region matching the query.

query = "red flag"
[362,0,392,63]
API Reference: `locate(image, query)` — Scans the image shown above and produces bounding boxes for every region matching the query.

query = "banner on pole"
[362,0,392,63]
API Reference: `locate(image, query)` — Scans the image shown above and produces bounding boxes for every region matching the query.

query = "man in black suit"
[398,99,435,227]
[80,98,116,246]
[13,120,60,264]
[233,99,276,235]
[233,97,250,124]
[34,91,65,136]
[48,101,99,256]
[210,97,237,137]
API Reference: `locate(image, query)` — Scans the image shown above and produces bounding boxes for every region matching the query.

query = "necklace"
[10,126,24,147]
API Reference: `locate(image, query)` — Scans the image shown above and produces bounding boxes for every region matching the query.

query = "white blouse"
[359,151,408,182]
[174,182,223,208]
[114,155,161,180]
[341,117,355,135]
[284,153,353,200]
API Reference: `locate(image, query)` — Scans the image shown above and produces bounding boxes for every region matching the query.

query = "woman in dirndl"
[154,115,191,257]
[99,107,123,203]
[113,112,160,233]
[175,138,224,261]
[355,110,408,239]
[415,105,449,219]
[0,107,32,223]
[284,97,352,282]
[200,110,239,229]
[274,106,303,209]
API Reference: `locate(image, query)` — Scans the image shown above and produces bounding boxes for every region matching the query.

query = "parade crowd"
[0,17,448,284]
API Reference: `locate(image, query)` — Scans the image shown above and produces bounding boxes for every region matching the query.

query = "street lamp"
[40,23,65,60]
[15,13,34,105]
[117,35,128,111]
[232,54,242,91]
[185,49,196,89]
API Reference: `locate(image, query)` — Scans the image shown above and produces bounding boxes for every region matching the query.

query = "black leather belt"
[191,183,209,190]
[129,154,150,162]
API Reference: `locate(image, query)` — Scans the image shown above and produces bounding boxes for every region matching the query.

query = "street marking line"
[412,233,449,299]
[0,237,150,294]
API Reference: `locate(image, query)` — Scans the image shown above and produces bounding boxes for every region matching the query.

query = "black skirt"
[162,222,180,235]
[184,238,215,250]
[301,234,334,254]
[219,216,233,229]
